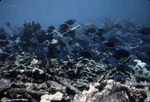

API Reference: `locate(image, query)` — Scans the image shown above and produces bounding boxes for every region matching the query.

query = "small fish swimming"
[66,20,74,25]
[5,22,10,27]
[65,19,76,25]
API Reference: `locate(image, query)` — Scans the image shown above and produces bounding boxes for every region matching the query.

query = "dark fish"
[47,26,55,32]
[59,24,68,32]
[32,21,35,25]
[142,35,150,42]
[35,49,45,60]
[80,51,92,58]
[136,51,150,63]
[105,42,114,47]
[139,27,150,35]
[48,26,55,30]
[0,53,8,61]
[72,50,78,54]
[115,24,122,29]
[146,51,150,57]
[96,28,104,36]
[108,37,119,44]
[113,49,130,59]
[117,64,133,73]
[139,43,150,52]
[116,49,130,58]
[0,27,5,32]
[60,24,68,29]
[0,40,9,47]
[100,36,105,41]
[87,27,96,33]
[32,23,41,32]
[66,20,74,25]
[113,74,121,82]
[98,28,104,33]
[5,22,10,27]
[60,42,66,47]
[0,35,7,40]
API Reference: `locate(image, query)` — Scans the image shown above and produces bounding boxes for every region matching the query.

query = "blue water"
[0,0,150,34]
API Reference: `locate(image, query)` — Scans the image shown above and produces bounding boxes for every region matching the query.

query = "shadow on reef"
[0,17,150,102]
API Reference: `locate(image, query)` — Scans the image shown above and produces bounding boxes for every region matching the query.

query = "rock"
[40,92,63,102]
[133,59,150,81]
[134,59,147,68]
[73,80,147,102]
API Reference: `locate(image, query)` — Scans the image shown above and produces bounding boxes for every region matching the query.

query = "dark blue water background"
[0,0,150,34]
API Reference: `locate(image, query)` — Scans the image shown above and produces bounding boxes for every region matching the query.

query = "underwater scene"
[0,0,150,102]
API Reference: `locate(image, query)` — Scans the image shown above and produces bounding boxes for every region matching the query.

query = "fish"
[86,27,96,33]
[96,28,104,36]
[139,27,150,35]
[5,22,10,27]
[48,26,55,30]
[105,41,114,47]
[113,49,130,59]
[80,51,92,58]
[65,19,76,25]
[66,20,74,25]
[47,26,55,32]
[59,24,68,33]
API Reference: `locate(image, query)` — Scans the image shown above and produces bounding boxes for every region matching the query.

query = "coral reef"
[0,17,150,101]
